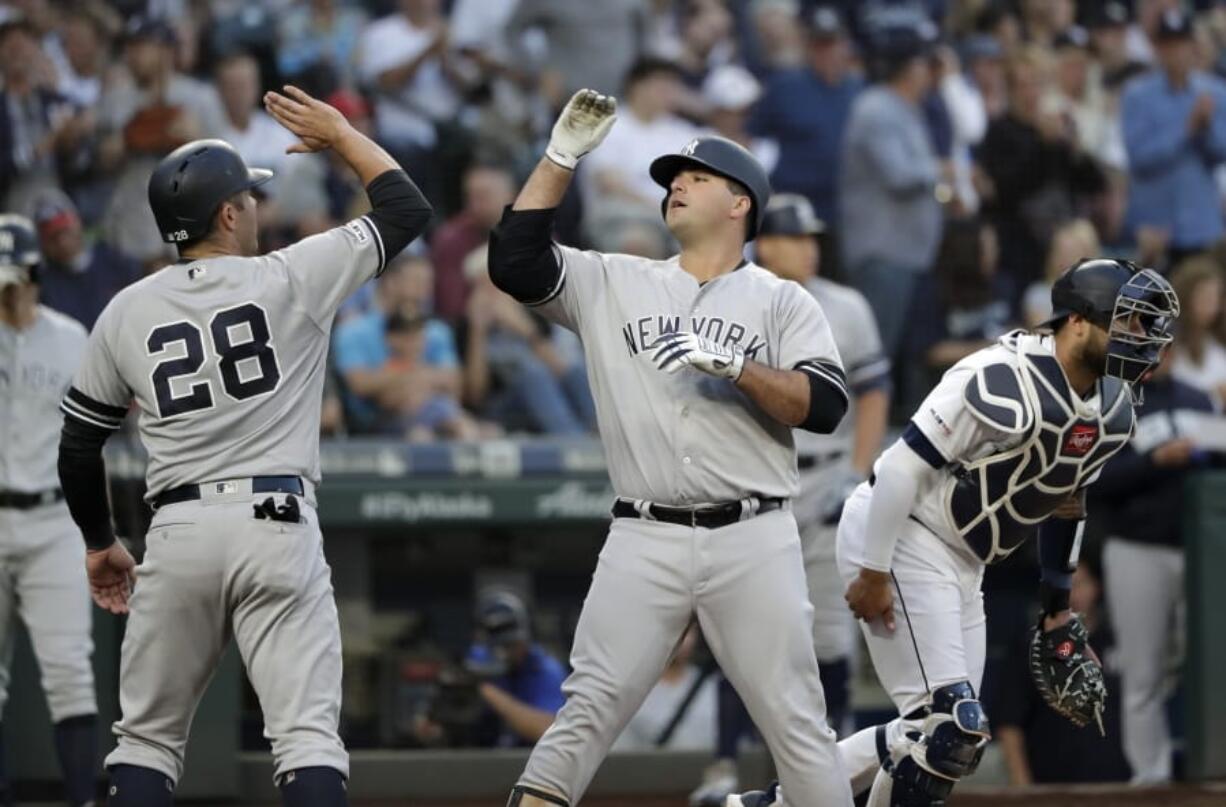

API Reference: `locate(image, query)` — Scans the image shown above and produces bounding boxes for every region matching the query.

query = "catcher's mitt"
[1028,615,1107,734]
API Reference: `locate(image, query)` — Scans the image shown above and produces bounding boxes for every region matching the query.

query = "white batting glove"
[545,89,617,170]
[650,332,746,382]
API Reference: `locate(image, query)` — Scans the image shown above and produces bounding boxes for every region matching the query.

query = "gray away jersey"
[795,276,890,459]
[62,218,386,500]
[1,307,87,492]
[534,246,845,504]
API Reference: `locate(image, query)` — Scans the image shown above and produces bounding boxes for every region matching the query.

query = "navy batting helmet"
[1044,258,1180,384]
[148,139,272,245]
[649,135,772,240]
[475,590,531,646]
[758,193,825,238]
[0,214,40,287]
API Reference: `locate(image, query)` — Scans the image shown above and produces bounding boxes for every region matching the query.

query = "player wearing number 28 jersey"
[55,87,431,807]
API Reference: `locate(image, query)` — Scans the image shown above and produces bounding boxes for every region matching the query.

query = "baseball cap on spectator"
[869,16,940,78]
[0,14,36,41]
[1155,8,1194,41]
[122,15,175,46]
[1053,25,1090,51]
[961,34,1003,63]
[1086,2,1129,30]
[31,190,80,238]
[809,6,845,39]
[703,65,761,111]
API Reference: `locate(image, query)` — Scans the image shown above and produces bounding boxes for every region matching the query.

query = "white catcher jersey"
[1,307,87,492]
[863,332,1113,565]
[62,218,387,500]
[533,247,845,504]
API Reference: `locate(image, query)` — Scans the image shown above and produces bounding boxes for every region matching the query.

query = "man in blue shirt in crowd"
[467,590,566,747]
[332,253,460,433]
[748,6,863,224]
[1122,8,1226,264]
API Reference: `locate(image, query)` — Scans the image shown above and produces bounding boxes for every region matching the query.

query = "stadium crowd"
[3,0,1226,791]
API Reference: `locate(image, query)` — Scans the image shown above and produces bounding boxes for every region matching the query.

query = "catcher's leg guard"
[866,682,991,807]
[507,784,571,807]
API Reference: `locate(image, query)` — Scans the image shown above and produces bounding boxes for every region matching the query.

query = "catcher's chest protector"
[944,334,1135,563]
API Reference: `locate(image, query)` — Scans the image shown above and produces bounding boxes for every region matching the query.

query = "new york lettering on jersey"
[529,247,845,504]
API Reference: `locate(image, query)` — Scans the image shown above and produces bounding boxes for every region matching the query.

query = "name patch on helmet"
[1062,423,1099,457]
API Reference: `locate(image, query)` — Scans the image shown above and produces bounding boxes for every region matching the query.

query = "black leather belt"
[611,497,785,528]
[153,476,304,510]
[0,488,64,509]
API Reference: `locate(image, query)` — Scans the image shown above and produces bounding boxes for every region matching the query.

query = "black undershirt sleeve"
[487,206,564,304]
[798,371,850,434]
[364,169,433,261]
[58,416,117,551]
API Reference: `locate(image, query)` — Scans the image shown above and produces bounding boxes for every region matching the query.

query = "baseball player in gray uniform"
[488,90,854,807]
[733,259,1181,807]
[55,87,431,806]
[0,215,97,807]
[690,194,891,806]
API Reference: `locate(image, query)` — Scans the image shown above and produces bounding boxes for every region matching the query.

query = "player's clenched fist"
[545,89,617,170]
[845,567,896,632]
[650,332,746,381]
[263,84,350,154]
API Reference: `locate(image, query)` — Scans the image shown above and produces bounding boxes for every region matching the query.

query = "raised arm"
[489,90,616,304]
[264,85,432,256]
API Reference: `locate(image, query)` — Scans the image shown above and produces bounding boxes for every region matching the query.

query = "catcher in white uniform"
[731,259,1179,807]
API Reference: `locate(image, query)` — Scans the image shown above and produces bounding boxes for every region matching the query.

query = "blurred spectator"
[934,44,988,214]
[839,18,941,363]
[1086,2,1148,89]
[906,217,1013,385]
[701,64,778,173]
[1169,256,1226,407]
[749,6,863,223]
[1022,218,1101,329]
[332,254,473,438]
[978,46,1104,297]
[744,0,806,73]
[1017,0,1075,48]
[460,246,596,435]
[996,561,1130,785]
[580,58,698,237]
[56,3,118,108]
[612,625,717,753]
[431,163,516,323]
[506,0,648,103]
[0,17,85,212]
[276,0,368,90]
[30,188,140,330]
[673,0,737,91]
[962,34,1008,121]
[466,590,566,747]
[98,15,226,268]
[357,0,459,175]
[1094,347,1221,785]
[1122,9,1226,268]
[1053,26,1126,172]
[384,310,482,440]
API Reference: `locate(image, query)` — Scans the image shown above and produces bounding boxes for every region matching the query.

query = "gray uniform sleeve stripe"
[796,360,849,404]
[66,386,127,418]
[359,215,387,276]
[524,245,567,307]
[60,401,122,431]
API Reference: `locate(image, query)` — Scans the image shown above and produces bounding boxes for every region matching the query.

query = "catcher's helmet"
[148,139,272,244]
[0,214,40,287]
[650,135,772,240]
[758,193,825,238]
[1044,258,1180,384]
